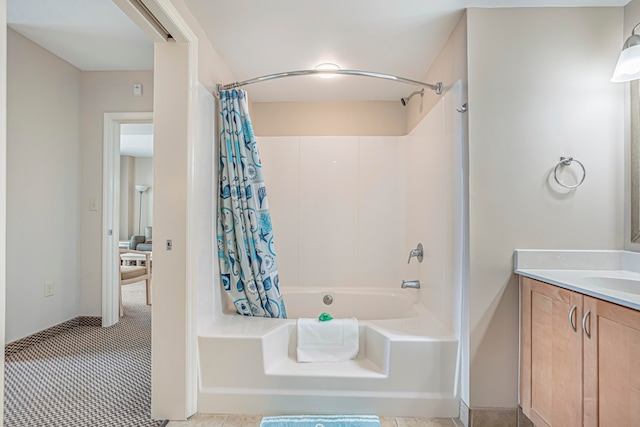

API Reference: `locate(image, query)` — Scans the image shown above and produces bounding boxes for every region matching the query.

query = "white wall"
[401,81,464,334]
[466,7,624,408]
[194,83,217,321]
[79,70,153,316]
[6,29,81,343]
[259,136,404,291]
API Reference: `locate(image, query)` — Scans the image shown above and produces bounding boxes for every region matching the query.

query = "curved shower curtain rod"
[216,69,443,98]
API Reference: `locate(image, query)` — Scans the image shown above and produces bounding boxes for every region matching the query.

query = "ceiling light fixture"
[612,23,640,82]
[315,63,340,79]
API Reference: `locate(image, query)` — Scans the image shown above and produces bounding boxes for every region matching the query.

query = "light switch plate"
[44,281,54,297]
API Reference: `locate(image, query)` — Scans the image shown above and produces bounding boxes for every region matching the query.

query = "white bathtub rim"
[221,286,422,318]
[197,312,457,341]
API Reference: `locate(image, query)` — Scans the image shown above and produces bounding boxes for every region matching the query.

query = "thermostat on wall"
[133,83,143,97]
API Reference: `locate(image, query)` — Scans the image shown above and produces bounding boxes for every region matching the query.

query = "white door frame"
[102,112,153,327]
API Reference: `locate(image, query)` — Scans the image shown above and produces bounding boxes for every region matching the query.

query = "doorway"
[102,112,153,327]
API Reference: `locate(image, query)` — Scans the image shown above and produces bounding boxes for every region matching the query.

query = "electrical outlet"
[44,281,55,297]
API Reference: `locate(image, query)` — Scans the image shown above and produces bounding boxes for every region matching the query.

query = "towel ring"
[553,157,586,189]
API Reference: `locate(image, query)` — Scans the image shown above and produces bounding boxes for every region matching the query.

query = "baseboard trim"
[5,316,102,356]
[517,407,534,427]
[468,407,517,427]
[459,400,470,427]
[78,316,103,327]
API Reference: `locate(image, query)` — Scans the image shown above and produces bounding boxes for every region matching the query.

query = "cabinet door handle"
[582,309,591,339]
[569,305,578,332]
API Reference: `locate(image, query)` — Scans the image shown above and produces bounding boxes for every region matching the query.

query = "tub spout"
[401,280,421,289]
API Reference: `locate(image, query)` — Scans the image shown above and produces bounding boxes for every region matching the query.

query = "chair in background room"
[128,225,152,252]
[119,249,151,317]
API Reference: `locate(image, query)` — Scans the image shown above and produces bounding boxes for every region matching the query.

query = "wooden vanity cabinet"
[520,277,583,427]
[583,296,640,426]
[520,277,640,427]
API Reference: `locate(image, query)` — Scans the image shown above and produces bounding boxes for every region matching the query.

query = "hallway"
[4,282,158,427]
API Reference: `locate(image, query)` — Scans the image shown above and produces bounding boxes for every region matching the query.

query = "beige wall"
[6,29,81,343]
[466,7,623,408]
[1,4,8,420]
[250,13,466,138]
[406,12,468,133]
[252,101,406,136]
[120,156,154,240]
[5,31,155,337]
[119,156,134,240]
[134,157,154,233]
[624,0,640,40]
[78,70,154,316]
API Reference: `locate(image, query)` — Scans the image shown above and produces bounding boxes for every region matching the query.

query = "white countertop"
[514,250,640,311]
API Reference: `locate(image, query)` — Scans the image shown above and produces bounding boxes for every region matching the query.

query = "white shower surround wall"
[258,81,464,335]
[198,82,464,417]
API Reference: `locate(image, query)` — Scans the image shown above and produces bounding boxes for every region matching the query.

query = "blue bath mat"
[260,415,381,427]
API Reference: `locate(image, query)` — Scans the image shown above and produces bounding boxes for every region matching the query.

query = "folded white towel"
[296,317,359,363]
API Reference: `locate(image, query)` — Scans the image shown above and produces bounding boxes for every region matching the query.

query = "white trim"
[186,30,200,423]
[102,112,153,328]
[127,0,199,418]
[144,0,200,418]
[142,0,194,44]
[112,0,170,43]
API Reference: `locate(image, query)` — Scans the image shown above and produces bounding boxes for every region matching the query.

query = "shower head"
[400,89,425,107]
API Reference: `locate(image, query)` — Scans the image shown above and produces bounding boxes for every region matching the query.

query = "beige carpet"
[4,281,161,427]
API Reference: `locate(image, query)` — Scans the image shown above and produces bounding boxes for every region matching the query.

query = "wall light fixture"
[612,23,640,82]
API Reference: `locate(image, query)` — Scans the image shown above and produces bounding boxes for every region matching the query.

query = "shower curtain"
[216,89,286,318]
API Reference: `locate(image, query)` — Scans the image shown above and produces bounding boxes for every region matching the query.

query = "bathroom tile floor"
[166,414,462,427]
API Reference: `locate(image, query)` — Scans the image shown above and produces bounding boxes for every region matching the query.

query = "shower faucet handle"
[407,243,424,264]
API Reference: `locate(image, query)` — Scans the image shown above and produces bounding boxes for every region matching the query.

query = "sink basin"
[580,276,640,296]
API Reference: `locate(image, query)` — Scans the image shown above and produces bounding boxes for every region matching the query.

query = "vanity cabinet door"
[583,296,640,427]
[521,277,583,427]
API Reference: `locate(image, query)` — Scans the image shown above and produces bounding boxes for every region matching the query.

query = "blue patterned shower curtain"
[216,89,286,318]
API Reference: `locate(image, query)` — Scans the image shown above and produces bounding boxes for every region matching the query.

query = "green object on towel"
[318,312,333,321]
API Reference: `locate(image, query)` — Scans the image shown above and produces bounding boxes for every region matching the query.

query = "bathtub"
[197,287,460,417]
